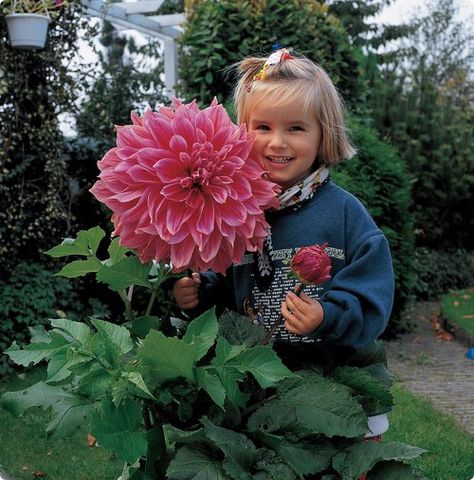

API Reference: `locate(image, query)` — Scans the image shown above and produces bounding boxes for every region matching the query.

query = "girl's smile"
[247,97,322,190]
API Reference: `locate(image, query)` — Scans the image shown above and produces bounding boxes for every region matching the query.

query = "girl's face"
[247,97,322,191]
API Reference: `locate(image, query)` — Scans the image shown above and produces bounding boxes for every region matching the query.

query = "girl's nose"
[269,131,287,149]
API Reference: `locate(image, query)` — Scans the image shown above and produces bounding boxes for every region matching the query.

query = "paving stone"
[386,301,474,435]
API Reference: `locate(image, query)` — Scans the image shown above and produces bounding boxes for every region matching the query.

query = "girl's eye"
[289,126,304,132]
[256,125,270,131]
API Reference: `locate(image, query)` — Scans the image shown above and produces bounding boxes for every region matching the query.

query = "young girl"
[173,49,394,443]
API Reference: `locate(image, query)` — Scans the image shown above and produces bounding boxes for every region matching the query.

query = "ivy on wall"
[0,4,86,275]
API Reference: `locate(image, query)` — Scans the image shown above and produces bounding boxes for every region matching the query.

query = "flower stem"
[119,289,133,322]
[262,283,304,345]
[146,290,157,316]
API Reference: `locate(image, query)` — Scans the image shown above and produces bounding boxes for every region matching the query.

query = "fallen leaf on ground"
[431,315,442,331]
[462,314,474,319]
[462,294,470,300]
[87,433,97,447]
[436,330,453,341]
[453,301,460,307]
[32,471,46,478]
[22,466,28,471]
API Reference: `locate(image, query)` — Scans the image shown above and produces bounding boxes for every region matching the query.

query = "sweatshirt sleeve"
[186,269,236,318]
[313,231,394,349]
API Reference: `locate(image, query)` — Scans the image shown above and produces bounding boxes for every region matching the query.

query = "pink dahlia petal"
[90,99,279,273]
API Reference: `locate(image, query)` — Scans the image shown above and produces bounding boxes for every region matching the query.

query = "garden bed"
[441,287,474,347]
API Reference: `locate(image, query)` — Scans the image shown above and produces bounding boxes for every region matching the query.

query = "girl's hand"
[281,290,324,336]
[173,273,201,310]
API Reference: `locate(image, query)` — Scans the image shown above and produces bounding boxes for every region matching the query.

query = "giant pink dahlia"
[90,99,279,274]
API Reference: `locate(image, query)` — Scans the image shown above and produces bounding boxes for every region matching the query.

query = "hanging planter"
[5,13,51,49]
[1,0,66,50]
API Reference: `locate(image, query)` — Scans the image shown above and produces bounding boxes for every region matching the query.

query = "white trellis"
[80,0,185,97]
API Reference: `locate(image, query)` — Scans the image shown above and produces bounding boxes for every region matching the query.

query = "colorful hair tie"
[253,48,294,82]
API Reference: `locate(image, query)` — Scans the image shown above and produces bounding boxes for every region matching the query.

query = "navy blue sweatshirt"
[195,181,394,354]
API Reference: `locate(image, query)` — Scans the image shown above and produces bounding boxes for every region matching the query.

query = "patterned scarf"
[254,166,330,289]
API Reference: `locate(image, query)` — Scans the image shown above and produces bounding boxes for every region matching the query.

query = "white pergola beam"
[80,0,185,97]
[113,0,165,14]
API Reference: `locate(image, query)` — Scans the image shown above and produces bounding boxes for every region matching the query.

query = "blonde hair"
[233,52,356,166]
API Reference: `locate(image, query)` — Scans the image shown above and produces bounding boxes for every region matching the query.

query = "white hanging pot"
[5,13,51,49]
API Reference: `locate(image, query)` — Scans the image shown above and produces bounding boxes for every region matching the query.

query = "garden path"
[386,301,474,435]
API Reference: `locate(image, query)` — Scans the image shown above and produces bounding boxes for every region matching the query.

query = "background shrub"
[179,0,366,112]
[412,248,474,301]
[0,262,82,377]
[332,121,415,333]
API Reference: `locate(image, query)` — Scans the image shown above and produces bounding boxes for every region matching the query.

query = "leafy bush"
[0,4,87,276]
[332,121,415,334]
[412,248,474,301]
[179,0,366,112]
[0,262,83,377]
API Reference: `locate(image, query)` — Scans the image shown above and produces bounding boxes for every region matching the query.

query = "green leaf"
[202,417,256,479]
[195,367,226,410]
[106,237,131,265]
[29,324,51,343]
[76,366,114,399]
[228,346,294,388]
[0,381,93,438]
[368,460,428,479]
[167,446,230,479]
[218,310,266,346]
[86,226,106,255]
[183,307,218,361]
[259,432,336,476]
[215,366,249,408]
[90,398,148,464]
[44,236,90,258]
[90,318,134,355]
[50,318,92,344]
[5,332,68,366]
[121,371,155,400]
[332,441,426,479]
[213,337,246,367]
[46,347,72,383]
[130,315,161,339]
[96,256,152,291]
[163,425,206,450]
[331,366,393,408]
[56,257,102,278]
[138,330,197,385]
[248,373,367,438]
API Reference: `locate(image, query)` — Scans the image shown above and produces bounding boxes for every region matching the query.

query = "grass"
[1,370,473,480]
[386,384,474,480]
[441,287,474,337]
[0,368,122,480]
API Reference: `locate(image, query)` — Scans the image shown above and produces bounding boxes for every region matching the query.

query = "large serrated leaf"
[214,366,249,408]
[85,226,106,255]
[259,432,336,476]
[44,235,90,258]
[0,381,92,438]
[183,308,218,361]
[50,318,92,344]
[46,346,72,383]
[368,460,428,479]
[90,318,134,355]
[228,346,294,388]
[218,310,267,346]
[96,256,152,291]
[202,417,256,479]
[213,337,246,368]
[56,257,102,278]
[107,237,131,264]
[167,446,230,479]
[196,367,226,410]
[248,373,367,438]
[332,441,426,479]
[5,331,68,366]
[90,398,147,464]
[138,330,197,386]
[331,366,393,408]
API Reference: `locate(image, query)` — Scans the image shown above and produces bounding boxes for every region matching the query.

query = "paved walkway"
[386,301,474,435]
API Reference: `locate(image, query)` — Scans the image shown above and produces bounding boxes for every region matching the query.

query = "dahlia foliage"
[91,99,279,274]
